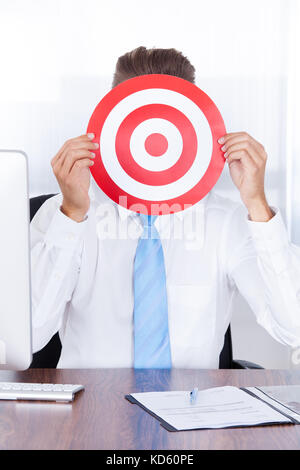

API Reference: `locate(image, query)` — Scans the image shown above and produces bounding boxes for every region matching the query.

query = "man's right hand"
[51,133,98,222]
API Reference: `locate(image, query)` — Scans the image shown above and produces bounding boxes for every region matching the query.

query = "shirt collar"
[116,194,210,221]
[115,204,181,221]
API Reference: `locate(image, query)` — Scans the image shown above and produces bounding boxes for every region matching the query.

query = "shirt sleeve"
[225,204,300,348]
[30,194,88,352]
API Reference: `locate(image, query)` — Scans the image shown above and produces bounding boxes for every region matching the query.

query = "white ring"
[100,88,212,201]
[130,118,183,172]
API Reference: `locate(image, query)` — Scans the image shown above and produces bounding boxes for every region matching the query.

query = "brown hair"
[112,46,196,88]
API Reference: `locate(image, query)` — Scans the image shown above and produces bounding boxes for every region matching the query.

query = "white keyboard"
[0,382,84,402]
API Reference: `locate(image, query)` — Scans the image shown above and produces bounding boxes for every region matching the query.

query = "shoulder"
[204,190,251,242]
[30,193,63,228]
[205,190,246,220]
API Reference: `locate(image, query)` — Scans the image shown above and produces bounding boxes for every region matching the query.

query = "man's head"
[112,46,196,88]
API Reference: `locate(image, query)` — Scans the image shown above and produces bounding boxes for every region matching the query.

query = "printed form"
[130,386,292,430]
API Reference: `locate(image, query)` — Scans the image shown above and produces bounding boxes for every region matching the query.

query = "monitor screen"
[0,150,32,370]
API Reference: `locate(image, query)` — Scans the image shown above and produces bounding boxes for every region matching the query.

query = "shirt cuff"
[44,206,88,250]
[246,206,290,274]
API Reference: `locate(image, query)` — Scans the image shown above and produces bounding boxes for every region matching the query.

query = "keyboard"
[0,382,84,402]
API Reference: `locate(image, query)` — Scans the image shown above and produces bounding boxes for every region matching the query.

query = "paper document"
[129,386,293,430]
[246,385,300,424]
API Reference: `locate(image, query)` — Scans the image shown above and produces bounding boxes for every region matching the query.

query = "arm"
[31,133,97,352]
[219,131,300,347]
[225,204,300,348]
[30,196,87,352]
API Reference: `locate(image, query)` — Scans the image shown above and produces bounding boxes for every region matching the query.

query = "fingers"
[219,131,262,149]
[218,132,248,144]
[52,147,95,179]
[218,131,267,168]
[51,134,89,164]
[225,150,257,171]
[51,133,97,168]
[59,149,96,178]
[65,136,98,151]
[218,131,262,144]
[223,141,261,166]
[69,157,94,177]
[51,133,98,178]
[57,138,98,169]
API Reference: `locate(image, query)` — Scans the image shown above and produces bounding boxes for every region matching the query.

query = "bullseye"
[144,133,168,157]
[115,104,198,186]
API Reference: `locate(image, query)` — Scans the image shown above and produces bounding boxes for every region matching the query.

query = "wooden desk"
[0,368,299,450]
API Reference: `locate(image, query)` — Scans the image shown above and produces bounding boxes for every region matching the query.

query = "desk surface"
[0,368,300,450]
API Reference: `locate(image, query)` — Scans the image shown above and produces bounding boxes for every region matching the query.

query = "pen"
[190,387,198,404]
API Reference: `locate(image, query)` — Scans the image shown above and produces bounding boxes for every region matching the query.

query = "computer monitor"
[0,150,32,370]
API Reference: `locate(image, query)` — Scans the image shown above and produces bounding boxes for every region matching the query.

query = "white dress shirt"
[30,179,300,368]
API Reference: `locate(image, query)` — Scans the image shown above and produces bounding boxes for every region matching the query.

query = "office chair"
[29,194,263,369]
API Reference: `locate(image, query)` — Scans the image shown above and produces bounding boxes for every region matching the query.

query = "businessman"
[30,46,300,368]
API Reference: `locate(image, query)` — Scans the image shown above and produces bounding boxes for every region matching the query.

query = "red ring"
[115,104,197,186]
[87,74,226,215]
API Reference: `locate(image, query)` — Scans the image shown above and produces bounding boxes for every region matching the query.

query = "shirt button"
[66,233,76,241]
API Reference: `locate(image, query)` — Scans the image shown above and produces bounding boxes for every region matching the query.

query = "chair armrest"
[232,359,264,369]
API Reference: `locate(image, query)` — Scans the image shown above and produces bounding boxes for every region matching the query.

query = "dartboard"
[87,74,226,214]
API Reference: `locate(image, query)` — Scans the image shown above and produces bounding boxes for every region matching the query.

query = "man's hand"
[218,132,274,222]
[51,133,98,222]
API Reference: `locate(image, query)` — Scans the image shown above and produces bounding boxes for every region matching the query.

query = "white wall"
[1,0,299,368]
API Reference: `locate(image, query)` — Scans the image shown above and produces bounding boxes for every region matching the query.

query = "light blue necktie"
[133,214,172,369]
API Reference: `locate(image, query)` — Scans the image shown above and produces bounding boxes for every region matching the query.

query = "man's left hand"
[218,132,274,222]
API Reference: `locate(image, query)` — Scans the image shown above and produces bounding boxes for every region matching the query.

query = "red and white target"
[87,74,226,215]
